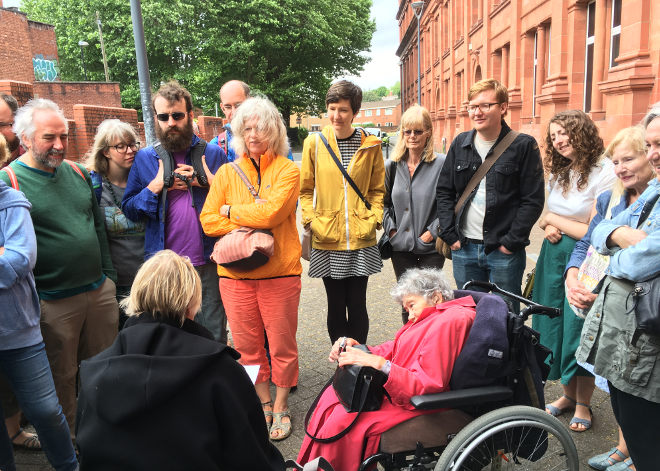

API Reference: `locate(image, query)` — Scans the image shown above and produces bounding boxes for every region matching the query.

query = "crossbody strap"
[454,130,519,216]
[636,192,660,228]
[317,132,371,211]
[229,161,259,200]
[1,166,19,190]
[384,159,397,223]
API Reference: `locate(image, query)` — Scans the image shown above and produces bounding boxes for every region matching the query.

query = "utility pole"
[129,0,156,145]
[96,11,110,82]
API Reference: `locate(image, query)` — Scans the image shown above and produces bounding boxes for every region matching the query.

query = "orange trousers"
[219,276,300,387]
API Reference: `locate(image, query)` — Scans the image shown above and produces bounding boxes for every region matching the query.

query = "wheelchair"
[355,280,579,471]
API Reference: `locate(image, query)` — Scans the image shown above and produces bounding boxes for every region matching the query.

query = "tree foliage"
[362,81,400,102]
[21,0,375,123]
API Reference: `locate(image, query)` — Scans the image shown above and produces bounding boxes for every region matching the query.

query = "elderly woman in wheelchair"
[298,268,580,471]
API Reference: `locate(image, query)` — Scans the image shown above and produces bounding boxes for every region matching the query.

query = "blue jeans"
[452,241,526,312]
[0,343,78,471]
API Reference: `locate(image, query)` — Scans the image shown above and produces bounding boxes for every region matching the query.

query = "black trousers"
[391,251,445,323]
[609,382,660,471]
[322,276,369,344]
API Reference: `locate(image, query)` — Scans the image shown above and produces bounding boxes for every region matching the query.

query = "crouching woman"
[297,268,476,470]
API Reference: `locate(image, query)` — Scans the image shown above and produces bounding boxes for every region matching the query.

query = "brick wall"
[71,104,139,161]
[197,116,226,142]
[0,8,58,83]
[33,82,122,119]
[0,80,34,106]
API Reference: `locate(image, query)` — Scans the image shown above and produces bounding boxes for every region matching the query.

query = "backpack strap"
[1,166,19,190]
[63,159,87,181]
[153,143,174,224]
[189,139,209,187]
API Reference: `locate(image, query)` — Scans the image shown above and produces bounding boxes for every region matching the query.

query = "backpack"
[1,159,87,191]
[153,139,209,188]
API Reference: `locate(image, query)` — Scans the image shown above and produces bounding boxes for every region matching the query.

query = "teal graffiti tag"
[33,55,59,82]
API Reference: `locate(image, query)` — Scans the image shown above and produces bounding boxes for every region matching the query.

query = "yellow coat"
[200,150,302,279]
[300,126,385,251]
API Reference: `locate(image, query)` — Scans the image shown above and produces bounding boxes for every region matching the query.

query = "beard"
[32,146,64,169]
[6,134,19,153]
[156,118,194,152]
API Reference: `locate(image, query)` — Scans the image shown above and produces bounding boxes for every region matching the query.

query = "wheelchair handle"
[461,280,559,319]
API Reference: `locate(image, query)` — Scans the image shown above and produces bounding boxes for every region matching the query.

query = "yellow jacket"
[200,150,302,279]
[300,126,385,251]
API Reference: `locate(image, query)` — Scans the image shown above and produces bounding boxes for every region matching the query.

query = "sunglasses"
[156,112,187,122]
[403,129,425,136]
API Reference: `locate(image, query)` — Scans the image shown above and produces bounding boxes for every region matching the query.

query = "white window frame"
[609,0,622,68]
[584,1,596,112]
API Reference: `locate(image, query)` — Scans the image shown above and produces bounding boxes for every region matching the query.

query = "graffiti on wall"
[33,55,59,82]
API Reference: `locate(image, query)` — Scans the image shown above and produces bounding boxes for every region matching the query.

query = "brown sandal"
[11,427,41,451]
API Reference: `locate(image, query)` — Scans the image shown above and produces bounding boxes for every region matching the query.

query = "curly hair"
[544,110,604,193]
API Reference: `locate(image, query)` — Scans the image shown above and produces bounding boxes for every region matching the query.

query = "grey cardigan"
[382,154,446,254]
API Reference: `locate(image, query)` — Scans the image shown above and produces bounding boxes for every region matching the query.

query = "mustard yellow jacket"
[300,126,385,251]
[200,150,302,279]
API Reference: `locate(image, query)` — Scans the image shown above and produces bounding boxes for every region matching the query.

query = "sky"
[343,0,401,91]
[5,0,402,92]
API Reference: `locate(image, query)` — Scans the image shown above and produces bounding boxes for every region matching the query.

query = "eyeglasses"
[403,129,426,136]
[0,121,14,129]
[110,142,141,153]
[221,103,242,113]
[156,112,187,122]
[467,102,502,114]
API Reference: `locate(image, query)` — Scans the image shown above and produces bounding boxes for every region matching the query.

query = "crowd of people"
[0,76,658,471]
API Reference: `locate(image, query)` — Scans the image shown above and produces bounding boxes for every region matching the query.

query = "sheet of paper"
[242,364,260,384]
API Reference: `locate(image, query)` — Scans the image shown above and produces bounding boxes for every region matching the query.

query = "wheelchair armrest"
[410,385,513,410]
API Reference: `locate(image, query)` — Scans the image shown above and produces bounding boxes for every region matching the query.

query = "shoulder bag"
[436,130,519,260]
[210,162,274,271]
[627,192,660,345]
[378,159,397,259]
[304,345,390,443]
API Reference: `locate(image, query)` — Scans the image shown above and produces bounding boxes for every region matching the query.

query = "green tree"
[22,0,375,124]
[389,81,400,98]
[362,90,380,102]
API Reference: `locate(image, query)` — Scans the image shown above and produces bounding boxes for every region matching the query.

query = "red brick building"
[292,97,403,133]
[397,0,660,148]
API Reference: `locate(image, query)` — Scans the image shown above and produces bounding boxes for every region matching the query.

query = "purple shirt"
[164,151,205,266]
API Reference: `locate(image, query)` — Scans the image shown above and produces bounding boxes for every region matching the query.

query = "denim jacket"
[592,179,660,281]
[121,135,228,261]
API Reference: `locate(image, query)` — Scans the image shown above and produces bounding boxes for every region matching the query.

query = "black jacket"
[76,314,285,471]
[435,121,544,254]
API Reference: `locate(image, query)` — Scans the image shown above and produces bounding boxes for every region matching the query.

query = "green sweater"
[0,160,116,298]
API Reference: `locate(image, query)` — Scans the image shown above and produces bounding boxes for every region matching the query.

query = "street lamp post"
[78,40,89,81]
[411,1,424,105]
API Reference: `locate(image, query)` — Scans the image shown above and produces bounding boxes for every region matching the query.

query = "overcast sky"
[343,0,401,91]
[6,0,401,92]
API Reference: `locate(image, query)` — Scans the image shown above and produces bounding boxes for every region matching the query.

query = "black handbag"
[304,345,390,443]
[628,193,660,345]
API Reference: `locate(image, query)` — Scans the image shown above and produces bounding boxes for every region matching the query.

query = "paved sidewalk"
[15,229,617,469]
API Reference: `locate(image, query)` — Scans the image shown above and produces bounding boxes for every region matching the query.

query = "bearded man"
[0,99,118,437]
[122,81,229,343]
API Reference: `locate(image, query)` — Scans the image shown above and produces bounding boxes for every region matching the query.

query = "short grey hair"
[230,97,289,158]
[390,268,454,305]
[642,102,660,129]
[13,98,67,148]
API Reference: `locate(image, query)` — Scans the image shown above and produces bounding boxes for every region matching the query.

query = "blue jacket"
[122,135,228,261]
[210,124,294,162]
[592,179,660,281]
[0,180,42,350]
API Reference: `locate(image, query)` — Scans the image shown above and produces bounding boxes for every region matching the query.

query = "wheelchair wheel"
[434,405,578,470]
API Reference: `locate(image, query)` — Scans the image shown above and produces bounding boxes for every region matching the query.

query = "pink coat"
[298,296,477,470]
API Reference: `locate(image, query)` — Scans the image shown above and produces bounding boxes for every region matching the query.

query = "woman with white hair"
[86,119,144,329]
[200,96,301,441]
[76,250,286,470]
[298,268,477,470]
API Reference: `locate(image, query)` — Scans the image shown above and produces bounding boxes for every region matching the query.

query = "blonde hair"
[468,78,508,104]
[85,119,139,176]
[230,97,289,158]
[0,134,9,167]
[120,250,202,324]
[604,126,655,199]
[391,105,436,163]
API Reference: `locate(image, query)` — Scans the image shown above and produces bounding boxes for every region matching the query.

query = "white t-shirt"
[462,134,497,239]
[546,158,617,224]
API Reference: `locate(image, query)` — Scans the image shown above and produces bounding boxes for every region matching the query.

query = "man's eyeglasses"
[156,112,187,122]
[110,142,141,153]
[221,103,242,113]
[403,129,425,136]
[467,103,502,114]
[0,121,14,129]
